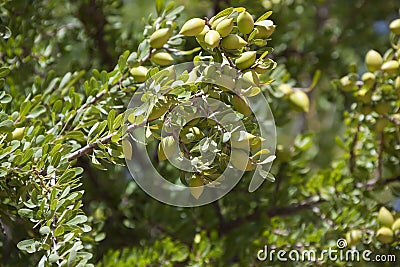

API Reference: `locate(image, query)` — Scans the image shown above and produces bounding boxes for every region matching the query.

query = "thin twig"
[349,121,361,174]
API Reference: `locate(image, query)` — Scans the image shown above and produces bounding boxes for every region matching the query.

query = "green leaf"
[0,120,14,132]
[0,67,10,78]
[18,208,34,218]
[256,11,273,22]
[156,0,164,15]
[17,239,36,253]
[54,225,65,236]
[309,70,321,91]
[107,109,116,132]
[213,7,234,21]
[67,215,87,226]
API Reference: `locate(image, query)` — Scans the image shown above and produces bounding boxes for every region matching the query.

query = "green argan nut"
[235,51,256,70]
[6,127,25,141]
[221,34,247,50]
[216,18,234,37]
[346,230,363,247]
[288,91,309,113]
[340,76,355,92]
[361,72,375,89]
[158,136,177,161]
[195,25,210,42]
[376,227,393,244]
[277,83,293,96]
[254,25,276,39]
[130,66,148,82]
[180,18,205,36]
[48,254,59,263]
[395,76,400,90]
[151,52,173,66]
[392,218,400,231]
[210,16,226,29]
[204,30,221,49]
[39,226,51,235]
[381,60,399,75]
[237,11,254,34]
[389,18,400,35]
[232,94,252,116]
[378,206,394,227]
[365,49,383,72]
[356,88,372,104]
[375,102,391,115]
[150,28,172,49]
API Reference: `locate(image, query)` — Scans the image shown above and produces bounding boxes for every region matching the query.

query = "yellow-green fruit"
[210,16,226,29]
[288,91,309,113]
[378,206,394,227]
[204,30,220,49]
[230,131,256,150]
[195,25,210,42]
[381,60,399,75]
[232,95,252,116]
[180,18,205,36]
[158,136,177,161]
[216,18,234,37]
[389,18,400,35]
[346,230,363,247]
[278,83,293,96]
[151,52,173,66]
[375,102,391,115]
[130,66,148,82]
[148,100,170,121]
[254,25,276,39]
[340,76,355,92]
[6,127,25,141]
[392,218,400,231]
[376,227,393,244]
[361,72,376,89]
[150,28,172,49]
[356,88,372,104]
[221,34,247,50]
[231,149,252,171]
[189,175,204,199]
[395,76,400,90]
[365,49,383,72]
[375,118,388,132]
[235,51,256,70]
[237,11,254,34]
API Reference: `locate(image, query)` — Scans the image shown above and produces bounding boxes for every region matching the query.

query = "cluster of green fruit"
[337,18,400,130]
[276,84,309,113]
[346,206,400,247]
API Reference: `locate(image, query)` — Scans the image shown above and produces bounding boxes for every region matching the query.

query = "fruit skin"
[204,30,221,49]
[288,91,309,113]
[158,136,177,161]
[195,25,210,42]
[150,28,172,49]
[378,206,394,227]
[151,52,173,66]
[130,66,148,82]
[221,34,247,50]
[6,127,25,141]
[392,218,400,231]
[277,83,293,96]
[237,11,254,34]
[376,227,393,244]
[232,94,252,116]
[235,51,256,70]
[210,16,226,29]
[381,60,399,75]
[216,18,234,37]
[346,230,363,247]
[180,18,205,36]
[365,49,383,72]
[254,25,276,39]
[361,72,375,89]
[395,76,400,90]
[389,18,400,35]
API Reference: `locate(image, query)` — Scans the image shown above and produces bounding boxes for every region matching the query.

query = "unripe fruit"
[237,11,254,34]
[375,102,390,115]
[288,91,309,113]
[6,127,25,141]
[150,28,172,49]
[189,175,204,199]
[392,218,400,231]
[356,88,372,104]
[235,51,256,70]
[221,34,247,50]
[232,95,252,116]
[210,16,226,29]
[216,18,234,37]
[180,18,205,36]
[231,149,253,171]
[151,52,173,66]
[378,206,394,227]
[389,18,400,35]
[39,226,51,235]
[130,66,148,82]
[339,76,355,92]
[195,25,210,42]
[395,76,400,90]
[278,83,293,96]
[346,230,362,247]
[48,254,59,263]
[361,72,375,89]
[365,49,383,72]
[381,60,399,75]
[254,25,276,39]
[158,136,177,161]
[204,30,221,49]
[376,227,393,244]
